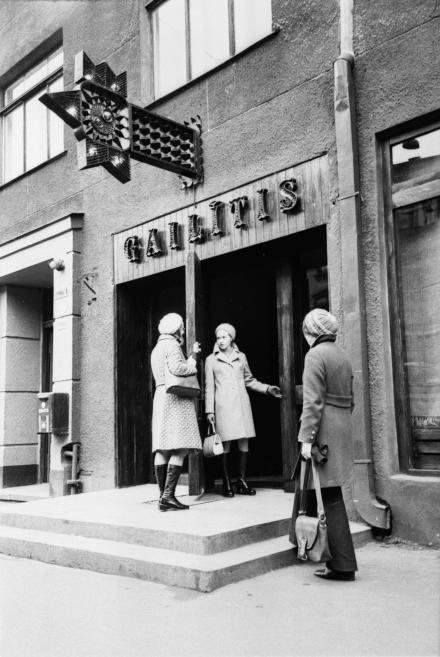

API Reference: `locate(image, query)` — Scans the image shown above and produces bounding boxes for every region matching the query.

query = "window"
[385,125,440,472]
[2,47,64,184]
[150,0,272,98]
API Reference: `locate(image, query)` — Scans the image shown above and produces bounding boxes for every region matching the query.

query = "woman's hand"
[301,442,312,460]
[206,413,215,431]
[267,385,283,398]
[192,341,201,354]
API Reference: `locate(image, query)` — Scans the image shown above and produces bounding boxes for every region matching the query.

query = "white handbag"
[203,425,224,457]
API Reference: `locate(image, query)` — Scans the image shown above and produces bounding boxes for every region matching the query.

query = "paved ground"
[0,539,438,657]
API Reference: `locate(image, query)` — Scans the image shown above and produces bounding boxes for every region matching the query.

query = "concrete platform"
[0,485,372,591]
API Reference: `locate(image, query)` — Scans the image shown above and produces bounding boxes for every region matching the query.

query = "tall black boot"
[154,463,168,502]
[159,464,189,511]
[222,453,234,498]
[236,452,256,495]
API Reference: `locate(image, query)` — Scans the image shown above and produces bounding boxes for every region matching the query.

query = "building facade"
[0,0,438,546]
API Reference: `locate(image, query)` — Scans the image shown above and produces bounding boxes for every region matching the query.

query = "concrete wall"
[353,0,440,544]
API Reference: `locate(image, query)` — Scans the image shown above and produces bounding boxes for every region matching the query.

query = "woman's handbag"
[293,458,332,563]
[164,358,201,398]
[203,425,224,457]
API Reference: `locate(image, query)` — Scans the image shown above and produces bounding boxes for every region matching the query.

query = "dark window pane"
[394,197,440,470]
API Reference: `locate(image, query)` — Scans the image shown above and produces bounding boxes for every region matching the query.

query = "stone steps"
[0,486,373,591]
[0,522,371,592]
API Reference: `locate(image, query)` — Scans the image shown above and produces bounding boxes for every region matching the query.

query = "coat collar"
[158,334,178,343]
[213,343,241,363]
[311,334,336,348]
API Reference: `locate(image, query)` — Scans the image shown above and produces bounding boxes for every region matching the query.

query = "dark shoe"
[222,477,235,497]
[314,568,355,581]
[159,464,190,512]
[159,496,189,511]
[154,463,168,500]
[235,477,256,496]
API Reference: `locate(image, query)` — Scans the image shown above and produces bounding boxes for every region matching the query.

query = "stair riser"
[0,535,296,592]
[0,512,290,554]
[0,530,372,592]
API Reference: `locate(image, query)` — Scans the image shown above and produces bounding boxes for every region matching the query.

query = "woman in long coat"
[205,323,281,497]
[151,312,202,511]
[290,308,358,580]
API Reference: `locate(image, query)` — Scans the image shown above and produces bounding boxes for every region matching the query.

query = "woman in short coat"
[205,323,281,497]
[289,308,358,581]
[151,312,202,511]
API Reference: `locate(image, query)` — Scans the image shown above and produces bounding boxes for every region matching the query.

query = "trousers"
[290,485,358,572]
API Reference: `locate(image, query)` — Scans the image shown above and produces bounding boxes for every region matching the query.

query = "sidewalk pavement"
[0,539,438,657]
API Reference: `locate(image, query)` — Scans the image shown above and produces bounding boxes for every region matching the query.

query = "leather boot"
[154,463,168,502]
[222,477,234,497]
[236,452,256,495]
[221,453,234,497]
[159,464,189,511]
[236,476,256,495]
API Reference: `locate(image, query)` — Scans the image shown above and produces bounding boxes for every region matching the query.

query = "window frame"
[146,0,274,100]
[381,117,440,476]
[1,50,64,185]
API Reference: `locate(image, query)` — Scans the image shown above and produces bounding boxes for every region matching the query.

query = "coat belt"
[324,392,352,408]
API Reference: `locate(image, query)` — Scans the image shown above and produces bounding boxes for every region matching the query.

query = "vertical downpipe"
[335,0,390,530]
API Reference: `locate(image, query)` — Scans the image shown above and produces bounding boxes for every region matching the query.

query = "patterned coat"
[205,346,269,442]
[298,336,354,488]
[151,334,202,452]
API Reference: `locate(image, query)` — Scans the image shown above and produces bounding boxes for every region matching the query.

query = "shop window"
[386,125,440,473]
[149,0,272,98]
[2,47,64,184]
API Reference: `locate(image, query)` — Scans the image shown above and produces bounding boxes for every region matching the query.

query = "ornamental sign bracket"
[40,51,203,186]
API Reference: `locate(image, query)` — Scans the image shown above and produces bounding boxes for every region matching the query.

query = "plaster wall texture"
[353,1,440,543]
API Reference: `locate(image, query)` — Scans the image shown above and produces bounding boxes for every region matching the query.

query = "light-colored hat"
[215,323,237,341]
[158,312,184,335]
[302,309,338,337]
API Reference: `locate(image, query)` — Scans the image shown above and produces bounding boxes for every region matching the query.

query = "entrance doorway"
[116,226,328,490]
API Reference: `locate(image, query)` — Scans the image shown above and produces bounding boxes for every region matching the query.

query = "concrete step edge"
[0,524,372,592]
[0,510,291,554]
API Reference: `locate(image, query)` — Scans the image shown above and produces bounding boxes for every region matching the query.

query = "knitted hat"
[215,323,237,341]
[302,309,338,337]
[158,312,184,335]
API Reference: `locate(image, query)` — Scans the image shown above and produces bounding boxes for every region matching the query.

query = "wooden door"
[276,261,298,492]
[185,249,206,494]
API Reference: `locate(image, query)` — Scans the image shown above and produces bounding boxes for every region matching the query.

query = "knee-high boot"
[159,464,189,511]
[222,453,234,497]
[154,463,168,502]
[236,452,256,495]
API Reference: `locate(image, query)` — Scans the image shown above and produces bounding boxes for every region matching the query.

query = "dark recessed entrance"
[116,225,328,490]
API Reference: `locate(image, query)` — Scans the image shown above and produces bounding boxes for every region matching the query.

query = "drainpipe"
[335,0,390,531]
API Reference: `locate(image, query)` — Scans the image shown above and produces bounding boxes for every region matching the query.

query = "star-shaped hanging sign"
[40,51,202,185]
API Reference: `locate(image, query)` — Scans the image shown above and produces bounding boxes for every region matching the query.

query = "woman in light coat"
[290,308,358,580]
[205,323,282,497]
[151,312,202,511]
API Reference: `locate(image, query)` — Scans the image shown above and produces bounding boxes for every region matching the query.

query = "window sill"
[391,472,440,483]
[146,28,280,111]
[0,150,67,191]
